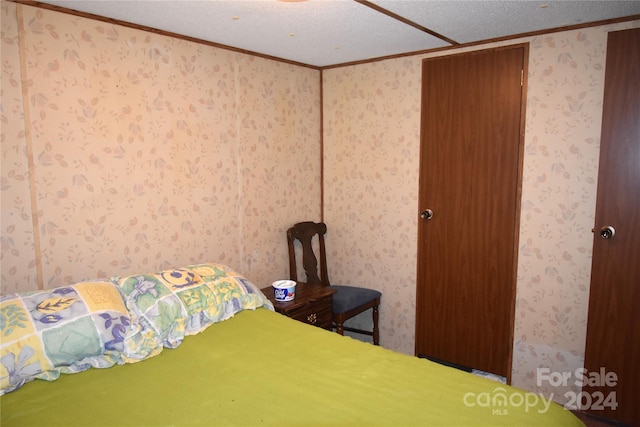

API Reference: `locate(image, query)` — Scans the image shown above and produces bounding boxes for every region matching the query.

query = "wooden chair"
[287,221,381,345]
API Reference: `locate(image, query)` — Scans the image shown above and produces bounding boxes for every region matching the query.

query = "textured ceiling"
[37,0,640,68]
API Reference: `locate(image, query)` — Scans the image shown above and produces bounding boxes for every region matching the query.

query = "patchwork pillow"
[0,280,131,395]
[114,263,272,361]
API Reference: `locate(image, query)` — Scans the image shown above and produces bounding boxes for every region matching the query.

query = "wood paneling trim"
[12,0,321,70]
[507,41,530,385]
[321,15,640,70]
[15,3,44,290]
[11,0,639,71]
[354,0,460,45]
[320,70,324,223]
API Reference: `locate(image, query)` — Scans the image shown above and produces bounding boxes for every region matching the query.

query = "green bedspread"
[1,308,582,427]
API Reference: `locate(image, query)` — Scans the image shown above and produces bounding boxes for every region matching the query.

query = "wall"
[0,2,321,293]
[323,20,640,401]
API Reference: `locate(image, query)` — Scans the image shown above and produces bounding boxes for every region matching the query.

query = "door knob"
[420,209,433,220]
[599,225,615,239]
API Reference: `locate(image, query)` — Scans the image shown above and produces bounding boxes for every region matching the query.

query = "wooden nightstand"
[261,283,335,330]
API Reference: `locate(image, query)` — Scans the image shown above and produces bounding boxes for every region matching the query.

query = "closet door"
[583,27,640,426]
[415,46,526,379]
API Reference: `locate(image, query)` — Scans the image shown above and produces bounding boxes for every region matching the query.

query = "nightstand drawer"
[261,283,336,330]
[287,296,332,329]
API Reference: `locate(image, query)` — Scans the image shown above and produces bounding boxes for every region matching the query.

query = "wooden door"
[415,46,526,379]
[583,28,640,426]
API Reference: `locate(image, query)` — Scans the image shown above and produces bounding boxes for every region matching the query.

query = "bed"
[0,263,583,426]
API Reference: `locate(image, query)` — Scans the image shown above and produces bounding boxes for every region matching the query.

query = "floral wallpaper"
[1,1,37,290]
[323,58,423,351]
[0,2,321,293]
[510,25,625,400]
[2,0,639,403]
[323,20,639,403]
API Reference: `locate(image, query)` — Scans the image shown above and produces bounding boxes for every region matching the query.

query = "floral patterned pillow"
[0,281,131,395]
[114,263,272,361]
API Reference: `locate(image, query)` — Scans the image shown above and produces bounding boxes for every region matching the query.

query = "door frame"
[414,43,529,384]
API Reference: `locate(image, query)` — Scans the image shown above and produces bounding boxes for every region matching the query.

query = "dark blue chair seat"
[331,285,382,315]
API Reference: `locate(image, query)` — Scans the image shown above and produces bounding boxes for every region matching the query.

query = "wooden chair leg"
[336,322,344,335]
[372,305,380,345]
